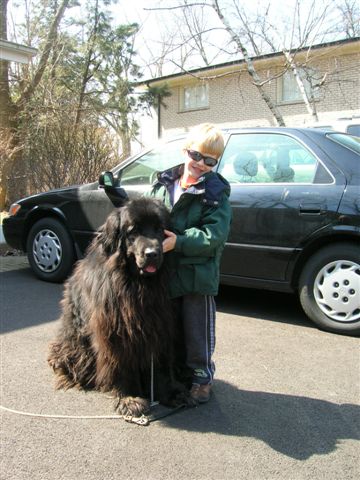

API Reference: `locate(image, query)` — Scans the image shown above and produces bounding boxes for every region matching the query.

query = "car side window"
[346,125,360,136]
[119,139,184,187]
[218,133,332,184]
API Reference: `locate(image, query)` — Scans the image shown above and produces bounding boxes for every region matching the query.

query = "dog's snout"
[145,247,159,259]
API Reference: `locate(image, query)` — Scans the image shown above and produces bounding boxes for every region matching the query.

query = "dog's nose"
[145,248,158,259]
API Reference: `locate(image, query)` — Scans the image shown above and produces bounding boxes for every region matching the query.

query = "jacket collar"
[157,163,205,195]
[156,163,230,206]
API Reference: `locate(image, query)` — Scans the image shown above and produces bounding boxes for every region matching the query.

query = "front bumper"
[2,216,25,251]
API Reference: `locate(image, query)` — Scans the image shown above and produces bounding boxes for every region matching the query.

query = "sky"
[7,0,348,78]
[111,0,345,76]
[7,0,231,76]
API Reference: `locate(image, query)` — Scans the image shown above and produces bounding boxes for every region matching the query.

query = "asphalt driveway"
[1,256,359,480]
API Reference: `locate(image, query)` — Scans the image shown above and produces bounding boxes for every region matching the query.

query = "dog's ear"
[157,201,171,230]
[97,208,124,256]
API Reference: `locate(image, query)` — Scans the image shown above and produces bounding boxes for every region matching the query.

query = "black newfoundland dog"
[48,197,188,418]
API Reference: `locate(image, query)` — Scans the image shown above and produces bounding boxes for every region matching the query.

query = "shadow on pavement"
[216,284,315,330]
[0,266,63,334]
[2,259,358,462]
[159,379,360,460]
[1,260,314,334]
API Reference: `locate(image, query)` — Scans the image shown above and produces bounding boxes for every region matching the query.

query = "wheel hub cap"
[32,229,62,272]
[314,260,360,322]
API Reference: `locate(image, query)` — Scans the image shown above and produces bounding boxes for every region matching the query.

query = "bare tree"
[336,0,360,38]
[263,0,333,121]
[211,0,285,125]
[145,1,286,125]
[250,0,354,122]
[144,0,358,126]
[143,1,229,74]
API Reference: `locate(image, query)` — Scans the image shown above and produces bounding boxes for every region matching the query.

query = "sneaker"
[190,383,212,403]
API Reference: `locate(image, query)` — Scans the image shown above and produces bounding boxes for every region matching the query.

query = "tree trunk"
[0,0,70,209]
[19,0,71,107]
[74,0,100,127]
[0,0,12,131]
[212,0,285,126]
[285,51,318,122]
[0,0,20,208]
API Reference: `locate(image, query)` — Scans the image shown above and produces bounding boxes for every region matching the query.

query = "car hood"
[17,181,98,204]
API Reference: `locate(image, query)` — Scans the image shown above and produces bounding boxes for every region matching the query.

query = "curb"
[0,255,29,273]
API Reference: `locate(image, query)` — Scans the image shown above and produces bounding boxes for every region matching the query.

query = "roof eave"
[140,36,360,88]
[0,39,38,64]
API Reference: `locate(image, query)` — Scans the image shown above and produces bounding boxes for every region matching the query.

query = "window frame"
[217,132,334,186]
[179,82,209,112]
[278,67,321,105]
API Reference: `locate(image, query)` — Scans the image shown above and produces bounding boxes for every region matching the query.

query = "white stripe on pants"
[180,293,216,385]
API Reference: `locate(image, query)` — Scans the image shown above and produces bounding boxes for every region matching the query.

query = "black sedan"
[3,128,360,335]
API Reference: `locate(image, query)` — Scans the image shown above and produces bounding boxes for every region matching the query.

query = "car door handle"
[299,203,327,215]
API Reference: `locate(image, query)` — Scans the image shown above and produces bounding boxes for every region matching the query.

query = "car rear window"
[327,133,360,155]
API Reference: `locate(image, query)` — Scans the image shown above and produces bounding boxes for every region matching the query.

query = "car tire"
[26,217,76,283]
[299,243,360,336]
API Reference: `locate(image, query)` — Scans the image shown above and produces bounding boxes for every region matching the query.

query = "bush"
[25,121,122,194]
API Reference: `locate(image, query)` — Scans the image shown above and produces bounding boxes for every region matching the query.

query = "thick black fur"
[48,197,189,417]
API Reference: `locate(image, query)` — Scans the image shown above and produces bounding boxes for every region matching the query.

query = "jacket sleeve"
[174,193,232,257]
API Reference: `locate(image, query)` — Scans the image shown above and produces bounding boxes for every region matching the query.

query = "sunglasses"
[186,149,218,167]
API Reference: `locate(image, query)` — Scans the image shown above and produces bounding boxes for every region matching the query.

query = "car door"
[217,131,345,287]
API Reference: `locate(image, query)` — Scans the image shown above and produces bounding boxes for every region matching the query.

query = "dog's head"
[99,198,170,277]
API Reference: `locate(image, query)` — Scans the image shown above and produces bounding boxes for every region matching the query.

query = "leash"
[0,355,187,426]
[150,352,158,408]
[0,405,120,420]
[0,403,186,426]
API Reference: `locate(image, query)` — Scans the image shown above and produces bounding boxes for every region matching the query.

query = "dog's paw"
[115,396,150,417]
[47,352,62,371]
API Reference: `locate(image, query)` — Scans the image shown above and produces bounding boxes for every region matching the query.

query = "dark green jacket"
[150,164,232,298]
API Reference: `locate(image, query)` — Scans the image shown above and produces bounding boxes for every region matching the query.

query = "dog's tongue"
[144,265,157,273]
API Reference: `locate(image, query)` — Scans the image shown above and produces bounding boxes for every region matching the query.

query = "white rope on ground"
[0,404,121,419]
[0,355,159,425]
[0,405,149,425]
[0,356,184,426]
[1,402,186,426]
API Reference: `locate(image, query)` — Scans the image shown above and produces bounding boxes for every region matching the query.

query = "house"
[139,37,360,140]
[0,39,37,63]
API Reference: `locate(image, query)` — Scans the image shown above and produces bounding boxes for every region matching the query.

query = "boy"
[151,123,232,403]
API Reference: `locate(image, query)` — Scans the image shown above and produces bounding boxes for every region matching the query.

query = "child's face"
[183,142,219,179]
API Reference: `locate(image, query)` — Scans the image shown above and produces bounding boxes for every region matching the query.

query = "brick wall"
[158,47,360,137]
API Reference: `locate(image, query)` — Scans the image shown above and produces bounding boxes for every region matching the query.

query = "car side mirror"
[99,171,128,204]
[99,171,116,187]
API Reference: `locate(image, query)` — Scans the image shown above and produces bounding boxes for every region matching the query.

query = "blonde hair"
[184,123,224,159]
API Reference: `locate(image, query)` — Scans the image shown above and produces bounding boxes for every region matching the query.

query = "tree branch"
[18,0,71,107]
[144,3,211,11]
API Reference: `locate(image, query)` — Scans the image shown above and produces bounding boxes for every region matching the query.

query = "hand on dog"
[163,229,177,252]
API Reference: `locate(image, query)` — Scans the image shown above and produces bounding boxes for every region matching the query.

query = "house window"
[181,83,209,111]
[280,68,320,103]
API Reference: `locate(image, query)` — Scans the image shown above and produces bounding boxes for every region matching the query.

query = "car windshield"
[112,138,185,193]
[327,133,360,154]
[112,138,185,177]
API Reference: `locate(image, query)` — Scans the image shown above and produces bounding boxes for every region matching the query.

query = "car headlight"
[8,203,21,216]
